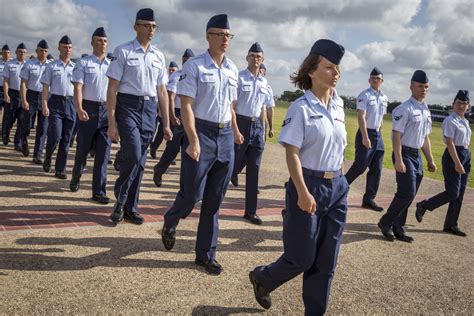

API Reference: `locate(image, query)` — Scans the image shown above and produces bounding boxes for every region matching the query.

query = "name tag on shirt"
[309,115,323,119]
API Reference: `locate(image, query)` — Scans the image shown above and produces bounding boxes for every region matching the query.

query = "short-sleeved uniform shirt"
[177,50,238,123]
[71,54,110,102]
[391,97,432,149]
[2,58,25,91]
[356,87,388,130]
[442,112,471,148]
[0,59,10,87]
[106,38,167,97]
[278,89,347,172]
[20,58,50,92]
[265,84,275,109]
[235,68,269,118]
[167,69,182,109]
[40,59,75,97]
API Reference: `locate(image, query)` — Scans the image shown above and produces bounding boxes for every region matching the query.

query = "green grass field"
[268,101,473,187]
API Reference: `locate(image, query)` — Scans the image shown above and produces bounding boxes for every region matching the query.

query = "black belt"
[402,145,419,153]
[195,118,231,129]
[8,89,20,95]
[27,89,41,96]
[50,94,73,101]
[237,114,259,122]
[367,128,380,133]
[84,99,106,106]
[302,168,342,179]
[117,92,154,101]
[455,145,469,150]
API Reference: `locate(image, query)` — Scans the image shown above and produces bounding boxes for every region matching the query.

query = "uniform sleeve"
[2,63,10,79]
[71,59,85,84]
[356,91,368,111]
[442,117,455,139]
[156,54,168,87]
[392,106,409,133]
[105,47,125,81]
[40,63,52,85]
[177,59,198,98]
[19,63,29,80]
[166,73,179,93]
[278,103,305,149]
[265,85,275,108]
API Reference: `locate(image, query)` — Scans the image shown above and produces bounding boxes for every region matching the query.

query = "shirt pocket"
[85,67,97,74]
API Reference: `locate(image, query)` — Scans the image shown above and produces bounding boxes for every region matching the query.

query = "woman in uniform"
[249,39,348,315]
[415,90,471,237]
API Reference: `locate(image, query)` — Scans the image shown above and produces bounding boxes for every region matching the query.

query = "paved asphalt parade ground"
[0,129,473,315]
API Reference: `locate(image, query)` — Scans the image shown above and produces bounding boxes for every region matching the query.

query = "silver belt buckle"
[323,171,335,179]
[218,122,225,128]
[144,96,150,101]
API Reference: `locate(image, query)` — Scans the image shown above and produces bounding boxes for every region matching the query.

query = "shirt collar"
[304,89,339,110]
[133,38,154,53]
[204,50,231,70]
[244,68,263,81]
[89,54,110,65]
[409,96,427,107]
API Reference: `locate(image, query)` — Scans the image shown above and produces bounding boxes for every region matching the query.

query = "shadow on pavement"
[192,305,262,315]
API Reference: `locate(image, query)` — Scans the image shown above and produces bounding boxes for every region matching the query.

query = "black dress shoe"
[124,211,144,225]
[281,208,286,218]
[113,158,120,171]
[195,258,223,275]
[21,144,30,157]
[54,171,67,179]
[43,156,52,172]
[362,200,384,212]
[244,212,263,225]
[443,226,467,237]
[14,145,22,152]
[394,232,414,243]
[150,149,157,159]
[257,189,260,195]
[69,180,80,192]
[415,200,427,223]
[231,175,239,187]
[32,157,43,165]
[249,271,271,309]
[161,226,176,250]
[2,136,10,145]
[153,166,163,187]
[377,222,395,241]
[92,194,110,204]
[110,203,124,223]
[171,159,176,165]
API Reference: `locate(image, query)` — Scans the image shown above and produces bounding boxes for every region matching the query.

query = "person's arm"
[74,82,88,121]
[181,95,200,161]
[168,90,180,126]
[445,137,465,174]
[421,135,437,172]
[106,78,120,142]
[392,131,406,173]
[357,110,371,149]
[20,79,29,110]
[41,83,49,117]
[3,78,10,104]
[157,84,172,141]
[231,101,244,144]
[266,107,274,138]
[284,144,316,214]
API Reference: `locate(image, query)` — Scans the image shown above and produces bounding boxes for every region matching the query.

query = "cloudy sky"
[1,0,472,105]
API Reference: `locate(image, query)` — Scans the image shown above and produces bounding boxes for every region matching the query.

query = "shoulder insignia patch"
[179,74,186,81]
[282,118,291,127]
[394,115,403,121]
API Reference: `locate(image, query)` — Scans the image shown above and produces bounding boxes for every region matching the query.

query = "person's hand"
[4,94,10,104]
[163,127,173,141]
[107,125,120,142]
[268,129,274,138]
[186,142,200,161]
[170,115,181,127]
[298,191,317,214]
[394,159,406,173]
[454,163,466,174]
[427,161,437,173]
[42,106,50,117]
[362,137,372,149]
[78,109,89,121]
[234,131,244,144]
[22,100,30,111]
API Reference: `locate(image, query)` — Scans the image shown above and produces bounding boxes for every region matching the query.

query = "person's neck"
[412,95,424,103]
[38,57,47,64]
[247,66,259,78]
[312,86,332,108]
[60,56,70,64]
[371,85,381,92]
[136,37,151,51]
[455,111,465,118]
[208,48,225,67]
[93,52,106,62]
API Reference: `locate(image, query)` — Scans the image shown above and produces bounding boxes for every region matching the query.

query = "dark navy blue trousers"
[2,89,24,147]
[154,108,185,174]
[150,116,164,154]
[45,95,76,172]
[345,128,384,203]
[422,147,471,228]
[71,100,111,196]
[232,115,264,215]
[254,171,348,315]
[164,119,234,262]
[21,90,48,159]
[114,93,156,213]
[380,146,423,233]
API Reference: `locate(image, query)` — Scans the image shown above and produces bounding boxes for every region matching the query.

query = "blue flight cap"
[249,42,263,53]
[17,43,26,50]
[182,48,194,57]
[411,70,428,83]
[259,63,266,70]
[107,53,114,60]
[2,44,10,51]
[206,14,230,30]
[81,53,88,58]
[37,40,48,49]
[370,67,383,76]
[309,39,345,65]
[47,54,54,60]
[92,27,107,38]
[169,61,178,68]
[136,8,155,22]
[454,90,469,102]
[59,35,72,45]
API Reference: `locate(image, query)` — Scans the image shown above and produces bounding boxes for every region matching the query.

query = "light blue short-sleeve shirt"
[72,54,110,102]
[20,58,50,92]
[40,59,75,96]
[106,38,168,97]
[0,60,7,87]
[235,68,269,118]
[167,69,182,109]
[265,84,275,109]
[356,87,388,130]
[177,50,238,123]
[2,58,25,91]
[391,97,432,149]
[278,89,347,171]
[442,112,471,148]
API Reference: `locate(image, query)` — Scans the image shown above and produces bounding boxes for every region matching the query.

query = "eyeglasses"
[207,32,234,39]
[137,23,158,30]
[248,54,263,60]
